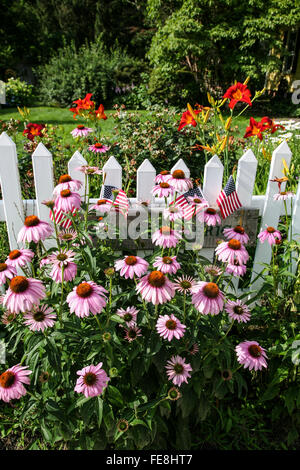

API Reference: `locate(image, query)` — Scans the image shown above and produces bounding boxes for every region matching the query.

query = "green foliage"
[36,40,146,107]
[5,78,34,107]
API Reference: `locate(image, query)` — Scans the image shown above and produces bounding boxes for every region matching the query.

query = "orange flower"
[260,117,285,134]
[94,104,107,121]
[243,117,267,141]
[23,123,45,141]
[70,93,95,118]
[178,109,200,131]
[223,82,252,110]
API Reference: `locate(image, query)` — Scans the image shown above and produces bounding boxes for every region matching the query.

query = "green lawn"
[0,106,257,141]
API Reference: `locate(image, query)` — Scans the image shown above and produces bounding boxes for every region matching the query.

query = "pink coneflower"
[54,189,81,212]
[124,326,142,342]
[258,226,281,246]
[17,216,53,244]
[204,265,223,277]
[0,263,16,285]
[273,191,294,201]
[187,196,209,213]
[88,143,110,153]
[3,276,46,314]
[48,249,77,283]
[165,355,192,387]
[156,314,186,341]
[191,281,224,315]
[71,124,93,138]
[163,206,184,222]
[173,275,196,294]
[90,198,113,214]
[155,171,172,184]
[1,311,16,325]
[235,341,268,371]
[5,248,34,269]
[114,255,149,279]
[40,256,51,268]
[188,343,199,356]
[58,229,77,243]
[74,362,110,398]
[53,174,82,196]
[0,364,32,402]
[215,239,249,265]
[225,299,251,323]
[168,170,193,193]
[67,281,108,318]
[117,306,139,326]
[136,271,175,305]
[152,182,174,198]
[153,256,181,275]
[223,226,249,244]
[75,165,102,175]
[23,305,57,332]
[197,207,222,226]
[152,226,182,248]
[226,262,247,277]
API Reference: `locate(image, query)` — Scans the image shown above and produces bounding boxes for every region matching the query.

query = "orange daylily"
[243,117,268,141]
[95,104,107,121]
[178,108,200,131]
[223,82,252,110]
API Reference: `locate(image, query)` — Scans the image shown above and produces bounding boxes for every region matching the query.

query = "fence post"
[137,159,156,203]
[170,159,190,178]
[32,143,54,223]
[68,151,88,198]
[236,149,258,207]
[0,132,24,249]
[203,154,223,206]
[251,140,292,290]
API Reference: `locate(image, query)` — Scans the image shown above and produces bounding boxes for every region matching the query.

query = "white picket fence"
[0,131,299,294]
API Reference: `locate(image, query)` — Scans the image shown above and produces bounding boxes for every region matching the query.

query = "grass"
[0,105,263,142]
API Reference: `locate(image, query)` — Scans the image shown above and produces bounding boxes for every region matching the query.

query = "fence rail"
[0,131,299,294]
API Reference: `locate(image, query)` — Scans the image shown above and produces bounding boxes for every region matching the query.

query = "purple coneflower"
[204,265,223,277]
[215,239,249,265]
[152,182,174,198]
[0,364,32,402]
[197,207,221,226]
[173,276,196,294]
[3,276,46,313]
[191,281,224,315]
[152,226,182,248]
[225,299,251,323]
[117,306,139,326]
[273,191,294,201]
[48,249,77,283]
[74,363,110,398]
[258,226,281,246]
[153,256,181,275]
[90,199,113,214]
[88,143,110,153]
[54,190,81,212]
[226,262,247,277]
[67,281,108,318]
[17,216,53,244]
[165,355,192,387]
[223,226,249,244]
[23,305,57,332]
[155,171,172,184]
[136,271,175,305]
[235,341,268,371]
[75,166,102,175]
[163,206,184,222]
[5,248,34,269]
[53,174,82,196]
[0,263,16,285]
[156,314,186,341]
[168,170,193,193]
[71,124,93,138]
[124,326,142,342]
[114,255,149,279]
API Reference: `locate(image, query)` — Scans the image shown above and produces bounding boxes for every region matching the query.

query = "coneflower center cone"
[123,313,133,322]
[248,344,262,358]
[76,283,93,298]
[33,311,46,322]
[0,371,15,388]
[267,227,275,233]
[10,276,29,293]
[233,306,244,315]
[83,372,97,386]
[0,263,7,272]
[60,189,71,198]
[148,271,166,287]
[228,239,242,250]
[174,364,184,373]
[172,170,185,179]
[24,215,40,227]
[125,256,137,266]
[97,199,107,205]
[59,174,72,183]
[234,225,245,234]
[203,282,219,299]
[206,208,216,215]
[160,226,172,235]
[160,182,170,188]
[9,250,21,260]
[166,320,177,330]
[162,256,173,264]
[56,253,68,262]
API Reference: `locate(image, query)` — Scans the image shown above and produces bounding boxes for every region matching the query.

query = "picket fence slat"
[236,149,258,207]
[251,140,292,289]
[170,158,190,178]
[32,143,54,223]
[102,156,122,195]
[203,154,223,206]
[68,151,88,198]
[0,132,24,249]
[137,158,156,202]
[290,179,300,274]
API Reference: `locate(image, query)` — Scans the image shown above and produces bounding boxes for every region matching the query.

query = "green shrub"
[5,77,34,106]
[36,39,146,107]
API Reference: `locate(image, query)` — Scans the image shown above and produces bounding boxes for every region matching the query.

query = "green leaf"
[96,396,103,428]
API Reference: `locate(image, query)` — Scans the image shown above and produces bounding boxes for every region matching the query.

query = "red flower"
[243,117,268,141]
[70,93,95,118]
[223,82,252,110]
[178,109,200,131]
[260,117,285,134]
[94,104,107,121]
[23,123,45,141]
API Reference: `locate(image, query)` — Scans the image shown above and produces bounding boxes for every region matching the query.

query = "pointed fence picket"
[0,131,298,294]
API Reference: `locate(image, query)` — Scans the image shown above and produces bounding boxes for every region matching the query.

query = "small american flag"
[216,175,242,219]
[172,186,204,220]
[103,185,129,217]
[49,207,77,229]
